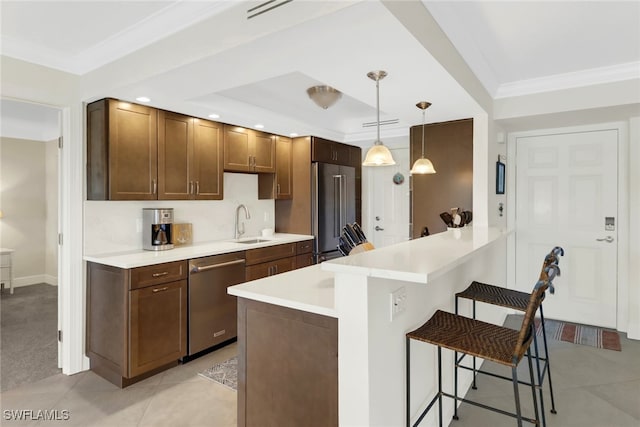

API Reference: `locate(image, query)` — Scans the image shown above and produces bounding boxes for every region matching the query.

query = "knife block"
[349,242,375,255]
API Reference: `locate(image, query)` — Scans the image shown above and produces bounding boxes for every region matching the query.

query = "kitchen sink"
[235,238,271,244]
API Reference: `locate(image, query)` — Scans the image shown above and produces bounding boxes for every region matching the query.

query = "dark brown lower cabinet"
[86,261,187,387]
[237,298,338,427]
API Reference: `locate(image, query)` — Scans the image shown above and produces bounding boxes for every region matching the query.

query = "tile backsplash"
[84,173,274,255]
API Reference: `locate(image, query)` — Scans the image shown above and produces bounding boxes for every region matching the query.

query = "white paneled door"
[368,148,410,248]
[515,129,618,328]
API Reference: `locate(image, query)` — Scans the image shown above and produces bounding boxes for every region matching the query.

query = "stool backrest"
[513,264,561,362]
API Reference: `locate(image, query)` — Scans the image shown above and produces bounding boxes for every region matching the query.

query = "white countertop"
[83,233,314,268]
[226,227,507,317]
[228,264,336,318]
[321,226,507,283]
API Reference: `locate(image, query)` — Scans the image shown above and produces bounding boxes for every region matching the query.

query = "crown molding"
[495,62,640,99]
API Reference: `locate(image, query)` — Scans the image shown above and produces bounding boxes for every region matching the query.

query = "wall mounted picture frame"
[496,159,505,194]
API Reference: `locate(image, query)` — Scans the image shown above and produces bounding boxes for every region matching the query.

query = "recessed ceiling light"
[290,133,299,137]
[208,113,220,119]
[254,124,264,129]
[136,96,151,103]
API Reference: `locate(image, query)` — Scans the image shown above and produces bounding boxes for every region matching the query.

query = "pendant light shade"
[410,101,436,175]
[363,70,396,166]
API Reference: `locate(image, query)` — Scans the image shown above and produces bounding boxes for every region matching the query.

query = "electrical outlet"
[390,287,407,321]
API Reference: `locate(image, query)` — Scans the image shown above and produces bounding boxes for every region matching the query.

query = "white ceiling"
[1,0,639,143]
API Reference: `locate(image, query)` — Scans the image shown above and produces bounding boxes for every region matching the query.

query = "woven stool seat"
[456,281,532,311]
[407,310,527,367]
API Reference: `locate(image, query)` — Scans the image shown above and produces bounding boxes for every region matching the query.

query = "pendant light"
[362,70,396,166]
[410,101,436,175]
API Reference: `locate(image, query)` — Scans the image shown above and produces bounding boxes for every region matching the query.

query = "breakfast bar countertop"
[83,233,314,269]
[321,226,508,283]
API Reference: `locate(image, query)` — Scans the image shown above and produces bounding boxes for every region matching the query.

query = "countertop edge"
[83,234,314,268]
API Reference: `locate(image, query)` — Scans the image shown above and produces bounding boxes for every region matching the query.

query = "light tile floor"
[1,321,639,427]
[0,343,237,427]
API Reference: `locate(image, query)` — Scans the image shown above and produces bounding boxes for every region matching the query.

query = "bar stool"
[455,247,563,427]
[406,264,560,427]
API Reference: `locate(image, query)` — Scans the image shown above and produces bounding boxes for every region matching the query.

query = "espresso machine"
[143,208,174,251]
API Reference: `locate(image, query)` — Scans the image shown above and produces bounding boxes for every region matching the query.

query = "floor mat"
[535,318,621,351]
[198,356,237,391]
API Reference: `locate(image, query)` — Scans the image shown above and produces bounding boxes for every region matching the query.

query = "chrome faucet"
[235,204,251,239]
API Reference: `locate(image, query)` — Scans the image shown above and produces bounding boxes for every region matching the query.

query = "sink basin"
[235,238,271,244]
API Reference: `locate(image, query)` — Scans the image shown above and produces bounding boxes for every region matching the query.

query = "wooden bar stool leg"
[539,306,557,414]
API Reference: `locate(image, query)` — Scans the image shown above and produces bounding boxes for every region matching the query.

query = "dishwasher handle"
[190,258,245,274]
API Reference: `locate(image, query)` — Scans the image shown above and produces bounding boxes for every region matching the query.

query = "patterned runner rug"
[535,318,621,351]
[198,356,238,391]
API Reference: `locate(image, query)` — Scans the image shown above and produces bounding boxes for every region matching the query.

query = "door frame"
[506,121,630,332]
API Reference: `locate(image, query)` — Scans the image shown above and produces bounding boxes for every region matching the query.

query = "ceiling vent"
[247,0,294,19]
[362,119,399,128]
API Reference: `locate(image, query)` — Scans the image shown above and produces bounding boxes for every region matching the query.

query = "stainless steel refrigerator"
[312,162,356,262]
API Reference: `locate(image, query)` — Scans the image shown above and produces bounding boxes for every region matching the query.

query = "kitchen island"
[228,226,508,427]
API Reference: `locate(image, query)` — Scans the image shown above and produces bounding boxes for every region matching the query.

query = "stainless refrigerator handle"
[190,258,245,274]
[334,174,341,237]
[341,174,347,231]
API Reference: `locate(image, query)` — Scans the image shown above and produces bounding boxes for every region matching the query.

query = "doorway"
[366,147,410,248]
[511,125,621,328]
[0,99,62,391]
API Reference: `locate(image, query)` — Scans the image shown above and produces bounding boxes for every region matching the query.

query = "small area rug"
[198,356,238,391]
[535,318,621,351]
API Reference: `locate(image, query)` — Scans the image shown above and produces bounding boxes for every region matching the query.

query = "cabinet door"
[158,111,192,200]
[108,100,158,200]
[224,125,251,172]
[129,279,187,378]
[193,119,223,200]
[275,136,293,199]
[295,254,314,269]
[312,138,335,163]
[252,131,276,173]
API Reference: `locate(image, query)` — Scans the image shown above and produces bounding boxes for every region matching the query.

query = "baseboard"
[12,274,58,288]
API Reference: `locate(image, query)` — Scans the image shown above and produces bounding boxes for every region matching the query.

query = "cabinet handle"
[277,184,281,195]
[152,271,169,277]
[152,179,157,194]
[189,181,194,195]
[274,265,278,274]
[152,286,169,293]
[195,181,200,195]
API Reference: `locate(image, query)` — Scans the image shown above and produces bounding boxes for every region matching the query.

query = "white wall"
[0,137,57,286]
[627,116,640,339]
[83,173,275,255]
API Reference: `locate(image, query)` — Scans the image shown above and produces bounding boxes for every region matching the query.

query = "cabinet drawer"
[129,261,187,290]
[295,254,314,269]
[246,257,294,282]
[246,243,295,266]
[296,240,313,255]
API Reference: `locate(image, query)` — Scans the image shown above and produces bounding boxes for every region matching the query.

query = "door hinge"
[58,330,62,342]
[58,136,63,149]
[58,233,63,245]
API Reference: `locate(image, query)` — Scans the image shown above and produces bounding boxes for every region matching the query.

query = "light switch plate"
[390,287,407,321]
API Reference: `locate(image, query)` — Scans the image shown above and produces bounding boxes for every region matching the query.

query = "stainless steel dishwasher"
[188,252,246,355]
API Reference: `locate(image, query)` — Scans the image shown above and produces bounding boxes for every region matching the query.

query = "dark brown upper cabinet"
[311,137,350,165]
[259,135,293,200]
[87,99,223,201]
[157,112,223,200]
[223,125,275,173]
[87,98,158,200]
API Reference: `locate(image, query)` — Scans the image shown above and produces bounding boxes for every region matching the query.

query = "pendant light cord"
[376,77,381,145]
[421,109,425,158]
